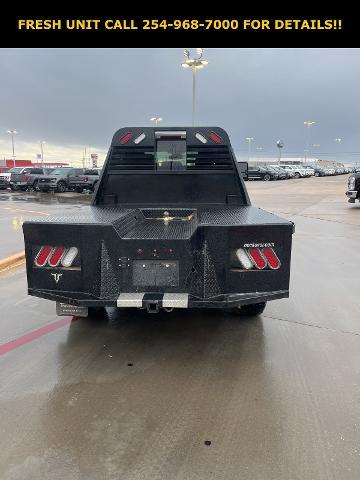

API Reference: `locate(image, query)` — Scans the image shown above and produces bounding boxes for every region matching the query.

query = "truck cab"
[346,173,360,203]
[23,127,294,317]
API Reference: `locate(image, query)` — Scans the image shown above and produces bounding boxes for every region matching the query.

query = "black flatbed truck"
[23,127,294,317]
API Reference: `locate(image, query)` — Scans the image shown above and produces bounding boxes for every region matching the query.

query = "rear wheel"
[88,306,106,318]
[32,180,39,191]
[56,181,67,193]
[314,172,320,177]
[263,174,271,181]
[294,172,300,178]
[230,302,267,317]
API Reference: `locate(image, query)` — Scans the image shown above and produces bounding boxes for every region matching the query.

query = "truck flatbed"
[23,127,294,317]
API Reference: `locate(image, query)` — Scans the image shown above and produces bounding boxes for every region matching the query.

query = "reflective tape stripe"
[162,293,188,308]
[117,293,144,307]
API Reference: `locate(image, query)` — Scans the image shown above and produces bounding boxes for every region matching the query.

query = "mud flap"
[56,302,88,317]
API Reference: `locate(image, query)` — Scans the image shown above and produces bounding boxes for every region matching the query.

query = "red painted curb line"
[0,316,80,356]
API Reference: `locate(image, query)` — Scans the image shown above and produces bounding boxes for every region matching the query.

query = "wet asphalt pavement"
[1,176,360,480]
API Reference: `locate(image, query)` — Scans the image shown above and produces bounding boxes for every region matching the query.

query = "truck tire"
[88,306,106,318]
[230,302,266,317]
[294,172,300,178]
[32,180,39,191]
[263,174,271,181]
[314,172,320,177]
[56,181,67,193]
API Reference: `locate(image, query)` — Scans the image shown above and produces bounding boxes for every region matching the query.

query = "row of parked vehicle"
[245,164,356,181]
[0,167,100,192]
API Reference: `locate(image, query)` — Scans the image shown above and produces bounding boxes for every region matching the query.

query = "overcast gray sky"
[1,48,359,164]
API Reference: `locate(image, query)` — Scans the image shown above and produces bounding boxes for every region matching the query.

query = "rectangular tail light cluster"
[34,246,79,268]
[235,247,281,270]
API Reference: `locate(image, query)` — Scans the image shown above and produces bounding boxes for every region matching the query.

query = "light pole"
[150,117,162,126]
[7,129,18,167]
[335,138,342,162]
[303,121,316,162]
[276,140,284,165]
[245,137,254,161]
[39,141,46,164]
[182,48,208,126]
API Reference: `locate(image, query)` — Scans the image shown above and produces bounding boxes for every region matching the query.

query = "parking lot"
[1,175,360,480]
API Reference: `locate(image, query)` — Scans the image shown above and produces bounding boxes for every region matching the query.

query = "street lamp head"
[181,62,190,68]
[245,137,254,142]
[304,120,316,127]
[7,129,17,135]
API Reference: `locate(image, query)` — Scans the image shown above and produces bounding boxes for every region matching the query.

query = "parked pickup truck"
[70,169,100,192]
[346,173,360,203]
[23,127,294,318]
[9,167,54,191]
[38,167,85,192]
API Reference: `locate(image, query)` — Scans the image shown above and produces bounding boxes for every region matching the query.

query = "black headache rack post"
[23,127,294,316]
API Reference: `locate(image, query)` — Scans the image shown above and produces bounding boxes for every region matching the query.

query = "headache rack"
[108,144,234,173]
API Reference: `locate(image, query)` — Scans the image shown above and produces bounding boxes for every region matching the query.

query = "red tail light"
[34,246,79,268]
[247,248,267,270]
[209,132,222,144]
[24,175,30,182]
[119,132,132,145]
[48,246,66,267]
[35,246,53,267]
[262,247,281,270]
[83,176,88,182]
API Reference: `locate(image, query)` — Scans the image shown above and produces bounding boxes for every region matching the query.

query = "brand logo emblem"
[243,242,275,248]
[51,273,62,283]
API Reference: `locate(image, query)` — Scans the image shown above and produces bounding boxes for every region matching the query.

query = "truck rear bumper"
[28,288,288,310]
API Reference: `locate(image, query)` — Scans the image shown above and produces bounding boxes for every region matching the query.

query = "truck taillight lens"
[247,248,267,270]
[235,249,253,270]
[34,246,79,267]
[209,132,222,144]
[262,247,281,269]
[61,247,79,267]
[24,175,30,182]
[48,246,66,267]
[35,246,53,267]
[120,132,132,144]
[234,247,281,271]
[84,176,88,182]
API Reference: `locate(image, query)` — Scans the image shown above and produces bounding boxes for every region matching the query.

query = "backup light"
[61,247,79,267]
[235,248,253,270]
[195,133,207,144]
[134,133,146,144]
